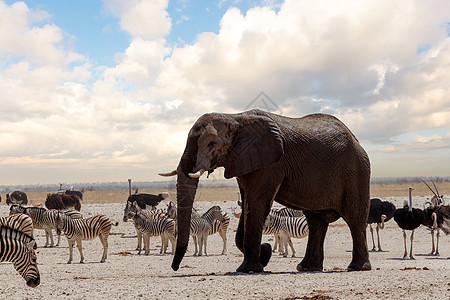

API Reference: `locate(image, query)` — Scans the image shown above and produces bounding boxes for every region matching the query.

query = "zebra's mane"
[202,205,221,217]
[0,225,34,243]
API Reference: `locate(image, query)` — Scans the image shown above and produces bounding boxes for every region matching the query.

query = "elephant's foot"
[297,258,323,272]
[347,260,371,271]
[236,259,264,273]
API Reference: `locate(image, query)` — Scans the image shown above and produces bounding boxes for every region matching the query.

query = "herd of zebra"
[4,185,447,289]
[0,192,117,288]
[122,195,309,259]
[0,187,321,289]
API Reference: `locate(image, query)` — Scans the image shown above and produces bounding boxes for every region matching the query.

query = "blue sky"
[21,0,268,66]
[0,0,449,185]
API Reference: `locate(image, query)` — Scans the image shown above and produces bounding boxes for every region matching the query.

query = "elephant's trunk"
[172,168,198,271]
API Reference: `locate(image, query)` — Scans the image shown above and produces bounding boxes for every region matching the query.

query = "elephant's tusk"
[189,169,206,178]
[159,170,178,177]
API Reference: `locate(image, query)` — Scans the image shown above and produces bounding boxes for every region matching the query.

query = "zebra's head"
[9,204,25,216]
[123,201,135,222]
[22,241,40,288]
[55,211,67,235]
[166,201,177,219]
[264,214,275,230]
[205,206,225,222]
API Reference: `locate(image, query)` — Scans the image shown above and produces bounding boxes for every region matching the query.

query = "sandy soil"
[0,196,449,300]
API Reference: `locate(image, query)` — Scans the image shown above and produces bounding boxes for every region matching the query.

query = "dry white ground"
[0,196,449,300]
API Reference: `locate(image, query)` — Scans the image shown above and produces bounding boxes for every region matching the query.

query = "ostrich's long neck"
[408,189,413,212]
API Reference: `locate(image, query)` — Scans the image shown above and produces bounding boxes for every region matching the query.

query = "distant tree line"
[370,177,450,185]
[2,177,448,193]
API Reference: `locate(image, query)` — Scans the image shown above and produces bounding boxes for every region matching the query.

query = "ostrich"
[367,198,396,251]
[422,180,444,255]
[422,180,450,255]
[393,187,424,259]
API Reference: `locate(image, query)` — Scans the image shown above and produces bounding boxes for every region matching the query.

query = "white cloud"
[1,0,450,183]
[103,0,171,39]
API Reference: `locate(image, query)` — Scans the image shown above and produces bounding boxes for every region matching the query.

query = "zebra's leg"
[273,233,279,253]
[67,239,75,264]
[44,228,54,247]
[99,234,108,262]
[56,228,61,247]
[280,234,289,257]
[197,235,203,256]
[160,234,168,254]
[163,233,169,253]
[218,228,227,255]
[193,236,198,256]
[287,237,296,257]
[44,229,49,247]
[144,233,150,256]
[76,240,84,263]
[169,233,176,254]
[135,226,142,251]
[203,234,208,256]
[49,228,55,247]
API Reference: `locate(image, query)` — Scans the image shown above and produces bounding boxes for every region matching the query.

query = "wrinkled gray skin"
[162,109,371,273]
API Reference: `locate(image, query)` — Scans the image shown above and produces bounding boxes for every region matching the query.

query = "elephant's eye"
[208,141,216,149]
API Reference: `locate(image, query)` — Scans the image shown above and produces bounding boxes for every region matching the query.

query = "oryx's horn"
[431,180,441,198]
[422,180,438,197]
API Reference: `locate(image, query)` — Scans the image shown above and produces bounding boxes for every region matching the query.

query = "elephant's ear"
[224,116,284,178]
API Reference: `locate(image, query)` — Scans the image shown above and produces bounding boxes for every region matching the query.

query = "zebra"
[264,214,309,257]
[0,214,34,237]
[9,205,59,247]
[131,206,176,255]
[271,207,304,218]
[189,206,226,256]
[0,225,40,287]
[55,212,118,263]
[61,208,83,220]
[167,202,230,255]
[123,201,169,251]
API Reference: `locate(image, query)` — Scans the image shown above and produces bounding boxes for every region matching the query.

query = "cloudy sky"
[0,0,449,185]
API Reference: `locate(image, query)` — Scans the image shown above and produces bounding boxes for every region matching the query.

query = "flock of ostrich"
[1,180,450,288]
[368,181,449,259]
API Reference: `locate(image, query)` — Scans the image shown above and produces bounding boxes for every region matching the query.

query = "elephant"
[160,109,371,273]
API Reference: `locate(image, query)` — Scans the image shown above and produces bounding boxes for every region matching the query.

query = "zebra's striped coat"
[189,206,226,256]
[0,214,34,237]
[124,201,170,252]
[264,214,309,257]
[0,225,40,287]
[167,202,230,255]
[133,210,176,255]
[10,205,59,247]
[56,212,116,263]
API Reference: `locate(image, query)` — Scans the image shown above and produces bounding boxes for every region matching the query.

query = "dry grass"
[2,182,448,205]
[370,181,450,198]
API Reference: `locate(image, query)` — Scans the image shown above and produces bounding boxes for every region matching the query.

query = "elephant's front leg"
[235,184,278,273]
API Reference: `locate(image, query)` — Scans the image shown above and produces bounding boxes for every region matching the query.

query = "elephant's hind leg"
[297,211,328,272]
[343,215,371,271]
